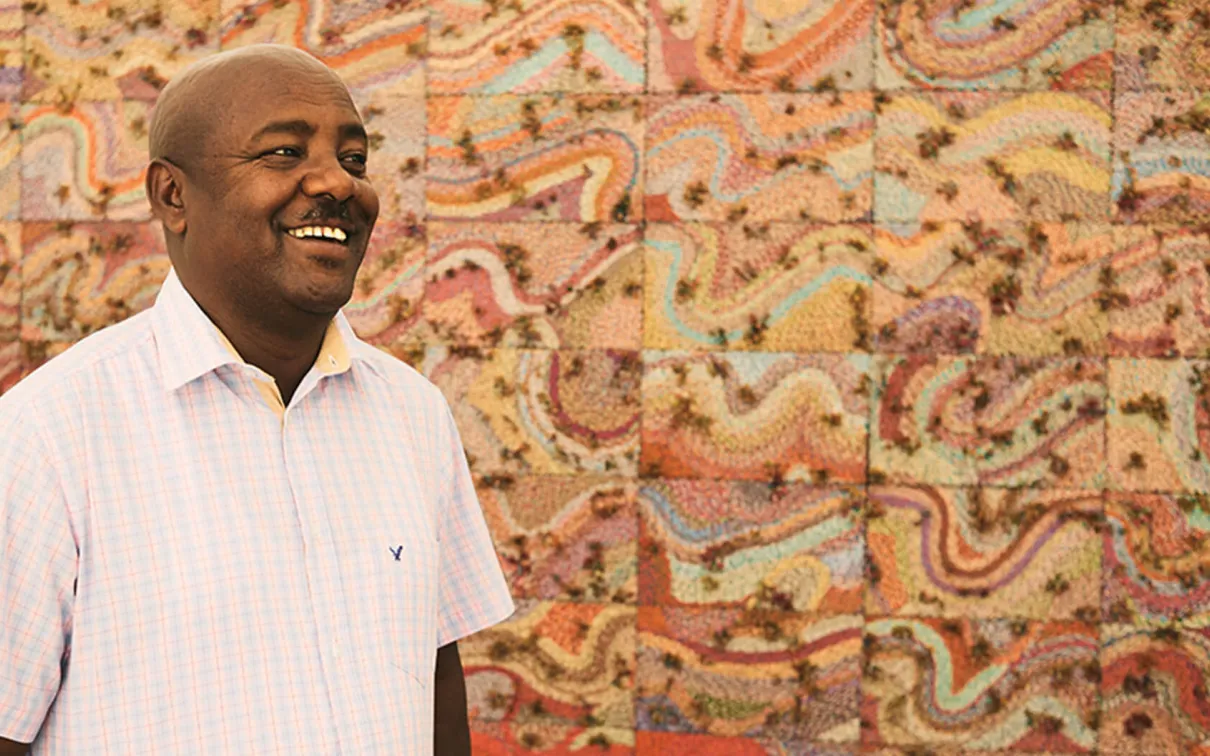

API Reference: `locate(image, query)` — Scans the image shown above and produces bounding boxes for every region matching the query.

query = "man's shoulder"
[350,341,448,409]
[0,311,156,422]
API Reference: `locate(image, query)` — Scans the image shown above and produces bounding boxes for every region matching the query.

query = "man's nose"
[300,153,357,203]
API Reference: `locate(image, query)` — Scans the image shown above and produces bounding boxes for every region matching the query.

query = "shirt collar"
[151,267,362,392]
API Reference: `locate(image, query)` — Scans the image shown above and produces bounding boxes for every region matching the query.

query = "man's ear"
[145,158,187,235]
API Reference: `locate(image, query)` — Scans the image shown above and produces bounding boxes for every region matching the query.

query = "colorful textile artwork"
[4,0,1210,753]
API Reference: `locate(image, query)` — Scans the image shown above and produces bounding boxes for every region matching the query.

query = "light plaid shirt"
[0,268,514,754]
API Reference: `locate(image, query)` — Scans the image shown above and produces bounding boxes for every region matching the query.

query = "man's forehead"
[149,45,361,162]
[225,79,362,140]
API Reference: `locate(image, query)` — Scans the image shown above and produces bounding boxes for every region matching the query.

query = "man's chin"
[292,275,357,317]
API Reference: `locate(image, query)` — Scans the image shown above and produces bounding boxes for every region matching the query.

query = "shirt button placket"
[280,406,345,753]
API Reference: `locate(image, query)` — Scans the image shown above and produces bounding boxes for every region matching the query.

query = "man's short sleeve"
[0,412,78,743]
[435,400,514,647]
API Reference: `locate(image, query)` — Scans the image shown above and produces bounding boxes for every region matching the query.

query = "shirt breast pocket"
[356,528,440,692]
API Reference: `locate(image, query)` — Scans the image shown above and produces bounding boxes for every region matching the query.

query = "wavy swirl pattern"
[1103,493,1210,625]
[474,723,635,754]
[1099,624,1210,755]
[340,218,427,349]
[1115,0,1210,90]
[638,480,863,613]
[19,222,167,343]
[876,91,1112,223]
[1108,225,1210,358]
[0,223,17,337]
[426,221,642,349]
[356,95,425,220]
[644,222,871,352]
[427,95,643,222]
[638,608,861,740]
[463,601,637,731]
[866,485,1101,620]
[980,222,1114,357]
[478,477,638,603]
[10,2,1210,753]
[20,101,150,221]
[645,93,873,223]
[1106,358,1210,493]
[641,731,868,754]
[871,354,1107,488]
[872,222,995,355]
[648,0,874,93]
[219,0,426,99]
[23,0,217,102]
[641,351,870,482]
[877,0,1112,90]
[1113,92,1210,224]
[0,8,19,101]
[862,618,1099,751]
[424,347,641,476]
[0,339,20,393]
[427,0,645,94]
[871,221,1114,356]
[0,108,17,220]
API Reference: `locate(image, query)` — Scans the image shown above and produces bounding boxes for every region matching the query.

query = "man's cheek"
[362,187,380,223]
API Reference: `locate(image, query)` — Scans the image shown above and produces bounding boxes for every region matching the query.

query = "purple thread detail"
[880,494,1065,594]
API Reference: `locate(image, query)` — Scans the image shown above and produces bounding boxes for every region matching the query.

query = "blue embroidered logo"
[389,545,404,561]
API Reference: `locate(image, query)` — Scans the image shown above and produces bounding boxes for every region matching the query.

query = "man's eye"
[343,154,367,167]
[266,147,302,158]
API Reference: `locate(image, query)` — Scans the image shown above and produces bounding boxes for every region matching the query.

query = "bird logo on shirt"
[389,545,404,561]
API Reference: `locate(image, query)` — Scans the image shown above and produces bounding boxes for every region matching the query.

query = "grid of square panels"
[2,1,1210,754]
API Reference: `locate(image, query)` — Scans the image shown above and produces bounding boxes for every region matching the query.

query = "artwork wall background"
[1,0,1210,753]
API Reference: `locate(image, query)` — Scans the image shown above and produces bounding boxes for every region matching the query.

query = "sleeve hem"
[436,596,516,648]
[0,719,40,748]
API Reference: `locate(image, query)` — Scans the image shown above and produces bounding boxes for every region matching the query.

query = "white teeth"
[287,226,348,242]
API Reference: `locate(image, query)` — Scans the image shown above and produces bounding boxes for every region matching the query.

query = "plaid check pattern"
[0,268,514,754]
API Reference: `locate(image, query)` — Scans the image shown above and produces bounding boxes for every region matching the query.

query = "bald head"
[143,41,376,328]
[149,44,353,169]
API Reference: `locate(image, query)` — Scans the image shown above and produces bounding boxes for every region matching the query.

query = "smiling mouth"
[285,225,350,245]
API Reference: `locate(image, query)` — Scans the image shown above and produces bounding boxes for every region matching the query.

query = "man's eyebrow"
[250,120,315,141]
[249,120,368,143]
[340,123,368,143]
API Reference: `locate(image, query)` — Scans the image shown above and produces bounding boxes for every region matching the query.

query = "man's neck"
[203,304,328,407]
[223,318,326,406]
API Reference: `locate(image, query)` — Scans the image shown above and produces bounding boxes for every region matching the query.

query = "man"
[0,45,514,755]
